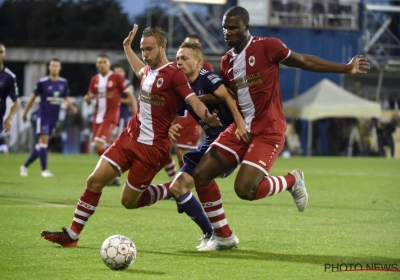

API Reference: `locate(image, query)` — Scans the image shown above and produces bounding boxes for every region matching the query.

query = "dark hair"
[224,6,250,25]
[113,64,126,71]
[142,27,167,46]
[98,54,109,60]
[50,58,61,63]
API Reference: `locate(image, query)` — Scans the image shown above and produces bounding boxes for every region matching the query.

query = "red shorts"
[211,123,285,175]
[175,113,201,149]
[92,121,116,143]
[101,130,170,190]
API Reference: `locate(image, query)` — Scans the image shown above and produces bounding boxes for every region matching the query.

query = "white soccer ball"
[100,235,137,270]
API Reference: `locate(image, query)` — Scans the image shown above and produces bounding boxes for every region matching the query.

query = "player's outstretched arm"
[64,97,77,114]
[123,24,146,80]
[3,99,20,132]
[282,52,370,74]
[22,93,36,123]
[213,84,251,144]
[186,95,221,127]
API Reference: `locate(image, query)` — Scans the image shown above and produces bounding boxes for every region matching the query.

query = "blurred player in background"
[41,25,221,248]
[107,64,137,186]
[84,55,127,159]
[193,6,370,237]
[20,58,76,177]
[0,43,20,153]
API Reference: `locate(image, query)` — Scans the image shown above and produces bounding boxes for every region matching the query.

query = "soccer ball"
[100,235,137,270]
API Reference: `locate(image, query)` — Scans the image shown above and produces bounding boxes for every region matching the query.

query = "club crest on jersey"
[157,78,164,88]
[249,56,255,66]
[108,81,113,87]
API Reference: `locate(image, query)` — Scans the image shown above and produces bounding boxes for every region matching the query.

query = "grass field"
[0,154,399,280]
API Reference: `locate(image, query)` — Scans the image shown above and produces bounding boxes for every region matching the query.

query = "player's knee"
[120,198,139,209]
[193,168,208,188]
[86,174,105,192]
[234,183,256,201]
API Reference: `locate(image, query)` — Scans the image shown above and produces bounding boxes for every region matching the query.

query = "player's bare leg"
[40,158,120,246]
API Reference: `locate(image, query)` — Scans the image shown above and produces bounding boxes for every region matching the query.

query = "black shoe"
[107,178,121,186]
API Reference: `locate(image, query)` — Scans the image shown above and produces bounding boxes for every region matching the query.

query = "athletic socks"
[175,191,213,235]
[195,181,232,238]
[254,174,296,200]
[70,189,102,235]
[163,154,177,181]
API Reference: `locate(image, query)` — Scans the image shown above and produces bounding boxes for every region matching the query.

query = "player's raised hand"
[168,123,182,141]
[123,24,139,48]
[235,120,251,144]
[204,109,222,127]
[347,55,370,74]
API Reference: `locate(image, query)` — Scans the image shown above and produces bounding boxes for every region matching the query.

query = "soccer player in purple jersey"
[20,58,77,178]
[0,43,20,153]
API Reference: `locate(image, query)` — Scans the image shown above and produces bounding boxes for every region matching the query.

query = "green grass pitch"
[0,154,399,280]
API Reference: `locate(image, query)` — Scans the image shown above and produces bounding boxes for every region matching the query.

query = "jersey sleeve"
[64,80,71,97]
[7,76,19,101]
[172,70,195,100]
[264,37,291,63]
[32,80,42,96]
[204,71,225,94]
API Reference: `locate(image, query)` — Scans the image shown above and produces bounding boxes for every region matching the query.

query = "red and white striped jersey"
[88,72,126,124]
[127,63,195,147]
[221,36,290,136]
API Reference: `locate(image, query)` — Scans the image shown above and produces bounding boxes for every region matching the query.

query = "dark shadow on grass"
[141,249,400,265]
[118,268,166,276]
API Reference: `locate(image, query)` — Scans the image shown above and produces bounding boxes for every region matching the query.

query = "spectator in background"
[388,92,399,110]
[285,125,302,155]
[378,114,399,158]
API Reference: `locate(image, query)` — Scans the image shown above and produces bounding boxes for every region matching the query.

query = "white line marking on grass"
[0,197,73,207]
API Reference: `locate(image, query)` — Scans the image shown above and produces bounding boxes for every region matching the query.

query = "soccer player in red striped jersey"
[41,25,221,248]
[84,55,127,158]
[193,6,370,249]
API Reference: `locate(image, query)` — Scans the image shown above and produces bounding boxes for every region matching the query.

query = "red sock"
[254,174,296,200]
[138,182,172,208]
[196,181,232,238]
[163,154,176,181]
[70,189,102,234]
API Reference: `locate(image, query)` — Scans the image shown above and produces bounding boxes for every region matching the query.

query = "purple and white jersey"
[184,69,234,138]
[0,67,19,118]
[34,76,70,124]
